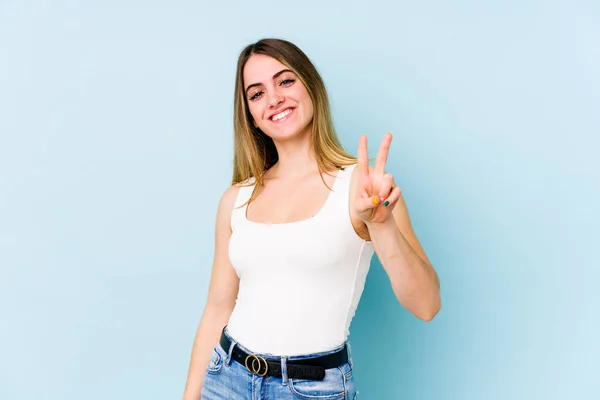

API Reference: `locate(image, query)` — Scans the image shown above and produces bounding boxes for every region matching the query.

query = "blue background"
[1,1,598,399]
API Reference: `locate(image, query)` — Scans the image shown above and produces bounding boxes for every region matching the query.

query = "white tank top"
[226,163,374,356]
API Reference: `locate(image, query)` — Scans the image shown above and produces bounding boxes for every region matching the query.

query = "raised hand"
[353,133,402,225]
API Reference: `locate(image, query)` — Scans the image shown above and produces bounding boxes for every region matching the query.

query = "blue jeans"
[201,331,357,399]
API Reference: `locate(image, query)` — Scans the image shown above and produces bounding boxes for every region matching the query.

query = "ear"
[252,120,258,128]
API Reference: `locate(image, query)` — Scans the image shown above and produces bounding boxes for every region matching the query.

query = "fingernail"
[371,197,379,205]
[384,200,390,207]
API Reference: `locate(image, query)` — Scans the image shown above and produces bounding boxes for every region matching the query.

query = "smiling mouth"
[270,108,294,123]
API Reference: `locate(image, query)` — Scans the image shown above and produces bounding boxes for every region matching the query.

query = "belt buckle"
[244,354,268,376]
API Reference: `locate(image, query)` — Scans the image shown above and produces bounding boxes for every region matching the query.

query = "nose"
[266,88,284,108]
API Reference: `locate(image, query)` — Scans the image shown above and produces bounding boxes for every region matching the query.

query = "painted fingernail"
[384,200,390,207]
[371,196,379,205]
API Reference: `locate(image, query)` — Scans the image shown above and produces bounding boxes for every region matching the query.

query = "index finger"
[357,134,370,176]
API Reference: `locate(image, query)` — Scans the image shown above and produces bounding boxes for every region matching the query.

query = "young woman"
[182,38,441,400]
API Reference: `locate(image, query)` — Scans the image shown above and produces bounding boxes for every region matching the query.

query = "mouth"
[269,107,294,123]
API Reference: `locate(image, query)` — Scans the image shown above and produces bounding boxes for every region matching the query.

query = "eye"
[280,78,295,86]
[248,91,264,101]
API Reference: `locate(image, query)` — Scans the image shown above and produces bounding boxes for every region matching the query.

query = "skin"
[182,54,441,400]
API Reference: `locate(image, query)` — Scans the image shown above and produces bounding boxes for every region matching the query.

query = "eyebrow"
[245,69,294,94]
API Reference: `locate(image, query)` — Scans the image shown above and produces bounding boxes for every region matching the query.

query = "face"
[243,54,314,141]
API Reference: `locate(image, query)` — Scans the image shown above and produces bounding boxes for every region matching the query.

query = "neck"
[269,133,319,179]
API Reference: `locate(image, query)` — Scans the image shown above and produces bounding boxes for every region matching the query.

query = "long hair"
[232,38,356,201]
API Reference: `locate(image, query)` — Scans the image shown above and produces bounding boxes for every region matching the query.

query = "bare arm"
[350,134,441,322]
[182,185,241,400]
[365,196,440,321]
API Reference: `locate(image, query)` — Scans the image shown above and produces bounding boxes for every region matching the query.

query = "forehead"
[243,54,290,85]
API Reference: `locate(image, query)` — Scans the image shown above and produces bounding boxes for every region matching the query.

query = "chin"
[269,128,311,143]
[261,122,311,141]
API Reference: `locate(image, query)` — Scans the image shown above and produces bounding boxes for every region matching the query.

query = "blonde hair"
[232,38,356,200]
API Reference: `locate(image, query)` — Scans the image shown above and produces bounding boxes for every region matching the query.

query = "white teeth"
[271,109,292,121]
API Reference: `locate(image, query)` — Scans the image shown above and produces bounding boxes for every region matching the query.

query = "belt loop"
[346,341,354,369]
[281,356,288,385]
[225,340,237,366]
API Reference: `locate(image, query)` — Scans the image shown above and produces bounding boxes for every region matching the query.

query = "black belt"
[219,328,348,381]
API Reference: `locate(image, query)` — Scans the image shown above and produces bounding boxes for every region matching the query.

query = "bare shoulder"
[221,183,243,205]
[215,183,244,222]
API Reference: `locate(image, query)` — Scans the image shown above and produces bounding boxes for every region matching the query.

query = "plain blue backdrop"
[1,1,599,399]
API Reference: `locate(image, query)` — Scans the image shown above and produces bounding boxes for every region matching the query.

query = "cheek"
[247,103,262,123]
[302,95,314,119]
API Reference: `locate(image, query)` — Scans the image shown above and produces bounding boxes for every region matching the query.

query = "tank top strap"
[231,177,256,230]
[317,163,357,219]
[331,163,357,198]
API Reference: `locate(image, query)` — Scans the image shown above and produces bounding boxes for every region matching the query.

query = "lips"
[269,107,294,122]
